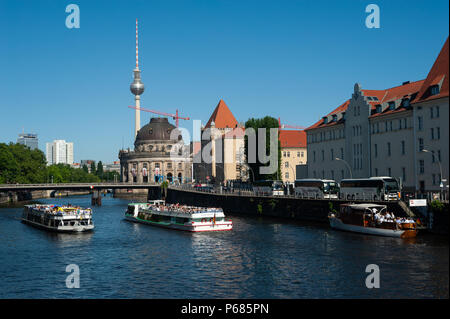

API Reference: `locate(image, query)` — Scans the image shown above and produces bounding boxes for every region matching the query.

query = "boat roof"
[341,203,387,210]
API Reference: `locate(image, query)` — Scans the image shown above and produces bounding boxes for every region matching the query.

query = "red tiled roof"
[205,99,239,129]
[305,100,350,131]
[279,130,307,148]
[414,37,449,104]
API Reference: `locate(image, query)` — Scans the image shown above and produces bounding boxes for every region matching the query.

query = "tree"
[90,162,96,175]
[244,116,281,181]
[82,164,89,174]
[96,161,104,178]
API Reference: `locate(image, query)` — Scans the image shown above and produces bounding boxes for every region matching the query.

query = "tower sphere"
[130,69,145,95]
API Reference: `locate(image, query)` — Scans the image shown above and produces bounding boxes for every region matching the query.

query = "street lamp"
[335,157,352,179]
[422,149,444,200]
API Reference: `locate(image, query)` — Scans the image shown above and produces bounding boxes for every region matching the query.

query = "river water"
[0,195,448,299]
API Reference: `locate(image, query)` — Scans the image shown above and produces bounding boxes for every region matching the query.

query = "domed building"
[119,117,192,184]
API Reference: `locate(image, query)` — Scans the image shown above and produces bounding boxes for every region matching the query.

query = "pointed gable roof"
[414,37,449,103]
[205,99,239,129]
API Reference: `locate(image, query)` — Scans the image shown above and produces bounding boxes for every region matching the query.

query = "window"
[432,150,435,163]
[287,152,290,157]
[436,106,440,117]
[388,102,395,110]
[313,151,316,162]
[376,104,381,113]
[401,141,405,155]
[331,170,334,180]
[340,148,344,159]
[403,118,407,128]
[331,149,334,161]
[374,144,378,158]
[376,123,380,133]
[418,116,423,131]
[432,174,436,185]
[388,168,391,176]
[387,142,391,156]
[167,162,172,169]
[437,127,440,139]
[419,138,424,151]
[398,119,402,129]
[301,152,304,157]
[438,150,441,162]
[430,85,440,96]
[431,128,435,140]
[285,172,289,179]
[419,160,424,174]
[402,167,406,182]
[430,107,434,119]
[321,150,324,161]
[390,121,393,131]
[297,152,300,157]
[283,151,286,157]
[285,162,289,168]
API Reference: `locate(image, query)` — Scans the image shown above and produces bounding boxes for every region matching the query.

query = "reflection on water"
[0,194,448,299]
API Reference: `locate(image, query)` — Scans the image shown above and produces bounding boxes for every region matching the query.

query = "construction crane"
[278,117,306,130]
[128,106,190,127]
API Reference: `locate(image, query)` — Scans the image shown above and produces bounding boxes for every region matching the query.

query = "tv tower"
[130,19,145,138]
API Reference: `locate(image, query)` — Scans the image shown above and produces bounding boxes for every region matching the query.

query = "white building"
[305,37,448,195]
[46,140,74,165]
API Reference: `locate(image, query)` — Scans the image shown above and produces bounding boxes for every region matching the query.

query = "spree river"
[0,195,448,299]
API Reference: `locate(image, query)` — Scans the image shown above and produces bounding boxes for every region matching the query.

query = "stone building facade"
[119,117,192,184]
[305,37,448,194]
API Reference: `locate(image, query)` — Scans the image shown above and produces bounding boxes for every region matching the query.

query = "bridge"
[0,183,158,192]
[0,183,159,206]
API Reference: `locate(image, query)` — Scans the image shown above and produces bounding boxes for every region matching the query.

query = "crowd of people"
[31,204,91,215]
[147,202,222,215]
[371,208,415,224]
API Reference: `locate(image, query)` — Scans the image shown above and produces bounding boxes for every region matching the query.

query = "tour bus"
[252,180,284,196]
[339,177,401,201]
[294,179,340,199]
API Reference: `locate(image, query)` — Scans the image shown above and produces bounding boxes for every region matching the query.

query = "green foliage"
[328,202,338,214]
[82,164,89,174]
[0,143,100,184]
[90,162,96,175]
[430,200,445,213]
[244,116,281,181]
[96,161,104,177]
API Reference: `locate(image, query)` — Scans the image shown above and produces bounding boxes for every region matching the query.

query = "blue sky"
[0,0,448,163]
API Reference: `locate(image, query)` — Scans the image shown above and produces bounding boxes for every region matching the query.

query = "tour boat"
[124,200,233,232]
[328,203,417,238]
[22,204,94,232]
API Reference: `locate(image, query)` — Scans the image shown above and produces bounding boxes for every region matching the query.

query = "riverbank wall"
[147,187,414,224]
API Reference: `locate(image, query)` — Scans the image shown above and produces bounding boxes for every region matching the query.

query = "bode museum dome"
[119,117,192,183]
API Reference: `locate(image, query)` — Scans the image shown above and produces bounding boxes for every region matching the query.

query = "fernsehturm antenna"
[130,18,145,138]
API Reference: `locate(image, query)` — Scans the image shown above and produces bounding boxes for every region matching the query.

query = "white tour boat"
[125,200,233,232]
[328,203,418,238]
[22,204,94,232]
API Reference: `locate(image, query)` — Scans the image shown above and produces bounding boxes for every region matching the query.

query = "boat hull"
[329,216,417,238]
[21,218,94,233]
[124,214,232,232]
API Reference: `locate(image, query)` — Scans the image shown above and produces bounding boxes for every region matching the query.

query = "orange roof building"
[279,130,307,183]
[194,99,248,184]
[304,36,448,193]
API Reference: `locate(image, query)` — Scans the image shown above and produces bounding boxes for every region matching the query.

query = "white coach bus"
[294,179,339,199]
[339,177,401,201]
